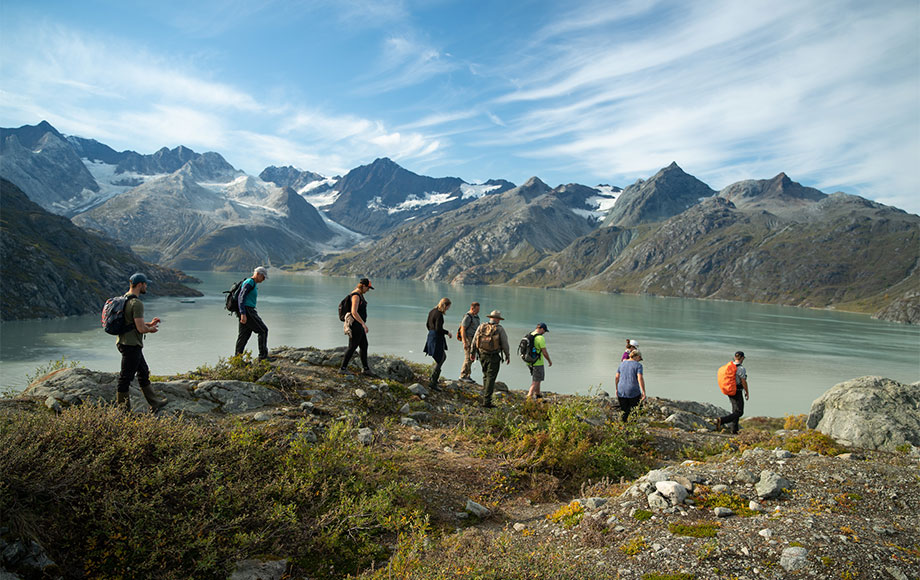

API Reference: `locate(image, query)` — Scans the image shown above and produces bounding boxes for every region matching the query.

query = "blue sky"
[1,0,918,213]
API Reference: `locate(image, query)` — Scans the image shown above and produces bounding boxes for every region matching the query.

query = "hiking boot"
[362,369,379,378]
[141,384,168,414]
[338,367,354,376]
[482,401,494,409]
[116,391,131,412]
[460,377,475,384]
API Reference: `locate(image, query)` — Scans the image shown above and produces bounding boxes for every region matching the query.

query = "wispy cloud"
[486,0,919,208]
[0,22,443,176]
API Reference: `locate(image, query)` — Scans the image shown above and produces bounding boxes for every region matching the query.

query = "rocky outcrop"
[0,179,201,321]
[873,290,920,325]
[807,376,920,451]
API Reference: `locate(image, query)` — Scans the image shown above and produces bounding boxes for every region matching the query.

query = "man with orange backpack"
[715,351,749,434]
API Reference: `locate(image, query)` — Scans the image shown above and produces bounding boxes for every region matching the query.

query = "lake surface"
[1,271,918,416]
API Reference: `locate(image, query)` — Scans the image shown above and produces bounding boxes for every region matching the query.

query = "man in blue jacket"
[235,266,269,361]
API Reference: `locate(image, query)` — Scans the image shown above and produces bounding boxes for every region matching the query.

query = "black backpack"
[519,332,539,364]
[101,295,137,335]
[223,279,246,315]
[338,293,354,321]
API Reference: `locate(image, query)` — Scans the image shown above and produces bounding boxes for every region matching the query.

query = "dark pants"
[117,344,150,393]
[719,391,745,433]
[479,351,502,406]
[236,308,269,359]
[341,322,369,371]
[618,395,641,422]
[429,351,446,388]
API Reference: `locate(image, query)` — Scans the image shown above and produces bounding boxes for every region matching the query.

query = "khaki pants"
[460,341,473,379]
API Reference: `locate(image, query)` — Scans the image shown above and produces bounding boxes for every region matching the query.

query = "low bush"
[172,352,271,383]
[668,521,721,538]
[457,397,648,487]
[0,406,426,579]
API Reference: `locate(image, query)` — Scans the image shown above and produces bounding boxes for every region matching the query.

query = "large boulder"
[807,377,920,451]
[23,367,283,416]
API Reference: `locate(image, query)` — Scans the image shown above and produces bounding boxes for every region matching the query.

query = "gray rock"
[195,381,284,414]
[736,469,758,484]
[749,500,763,512]
[779,546,808,571]
[408,411,430,423]
[713,507,733,517]
[301,389,326,402]
[885,565,910,580]
[647,492,670,510]
[581,497,608,510]
[807,377,920,451]
[408,383,429,397]
[672,475,694,492]
[465,499,491,518]
[657,399,728,419]
[44,396,63,413]
[712,484,729,493]
[759,528,773,539]
[664,412,711,431]
[229,558,288,580]
[655,481,688,506]
[400,417,419,428]
[252,412,271,422]
[645,469,673,484]
[357,427,374,445]
[299,401,314,412]
[399,403,412,414]
[513,523,527,532]
[756,470,793,499]
[354,388,367,399]
[774,449,793,459]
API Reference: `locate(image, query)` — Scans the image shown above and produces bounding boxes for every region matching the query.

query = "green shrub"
[24,356,81,384]
[632,509,653,521]
[458,397,647,486]
[668,522,720,538]
[172,352,271,383]
[0,406,426,579]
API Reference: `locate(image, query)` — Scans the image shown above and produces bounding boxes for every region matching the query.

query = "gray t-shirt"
[735,365,747,386]
[461,312,480,340]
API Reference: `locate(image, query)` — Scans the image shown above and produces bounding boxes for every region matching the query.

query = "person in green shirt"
[115,273,167,413]
[526,322,552,400]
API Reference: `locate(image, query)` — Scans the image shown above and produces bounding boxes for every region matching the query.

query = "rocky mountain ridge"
[2,120,917,324]
[0,179,201,321]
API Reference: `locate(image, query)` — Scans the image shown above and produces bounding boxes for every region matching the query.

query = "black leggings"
[341,323,369,370]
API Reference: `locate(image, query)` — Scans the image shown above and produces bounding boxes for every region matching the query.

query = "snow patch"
[367,191,456,214]
[460,183,501,200]
[302,186,339,208]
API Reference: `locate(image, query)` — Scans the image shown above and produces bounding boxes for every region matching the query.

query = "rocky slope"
[0,121,100,215]
[602,162,715,228]
[72,172,336,271]
[7,348,918,579]
[324,177,599,284]
[0,179,201,321]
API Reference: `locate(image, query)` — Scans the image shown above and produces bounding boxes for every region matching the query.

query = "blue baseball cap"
[537,322,548,331]
[129,272,149,285]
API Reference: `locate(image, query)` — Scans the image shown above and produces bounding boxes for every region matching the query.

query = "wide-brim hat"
[488,310,504,320]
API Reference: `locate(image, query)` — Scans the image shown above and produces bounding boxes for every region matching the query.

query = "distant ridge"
[0,178,201,321]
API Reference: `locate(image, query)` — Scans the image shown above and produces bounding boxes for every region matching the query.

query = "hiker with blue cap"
[115,273,167,413]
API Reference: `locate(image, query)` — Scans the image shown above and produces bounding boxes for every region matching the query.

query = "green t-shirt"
[532,331,547,366]
[117,294,145,347]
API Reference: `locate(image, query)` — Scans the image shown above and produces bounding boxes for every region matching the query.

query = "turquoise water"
[1,271,917,416]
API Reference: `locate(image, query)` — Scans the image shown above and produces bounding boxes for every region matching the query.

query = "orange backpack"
[717,361,738,396]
